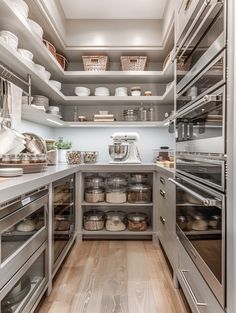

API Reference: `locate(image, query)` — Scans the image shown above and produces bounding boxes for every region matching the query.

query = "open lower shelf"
[81,201,153,206]
[82,227,153,236]
[184,229,221,236]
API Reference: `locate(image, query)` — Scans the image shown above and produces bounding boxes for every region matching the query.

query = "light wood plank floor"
[38,241,191,313]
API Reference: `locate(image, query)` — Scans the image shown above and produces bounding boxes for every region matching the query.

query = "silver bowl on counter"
[108,144,128,161]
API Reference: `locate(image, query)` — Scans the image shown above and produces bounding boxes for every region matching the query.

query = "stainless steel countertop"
[0,163,174,203]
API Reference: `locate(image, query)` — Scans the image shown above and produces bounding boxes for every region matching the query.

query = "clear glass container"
[85,175,105,189]
[1,154,11,164]
[106,188,127,204]
[105,211,126,232]
[36,154,47,163]
[20,153,31,164]
[127,212,148,231]
[191,213,208,231]
[208,214,221,230]
[66,151,83,165]
[84,188,105,203]
[83,210,105,231]
[30,154,38,164]
[10,154,21,164]
[55,215,70,231]
[130,173,148,184]
[106,175,128,189]
[83,151,98,164]
[127,184,152,204]
[153,146,174,162]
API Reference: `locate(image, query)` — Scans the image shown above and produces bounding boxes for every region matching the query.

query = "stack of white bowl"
[0,30,19,50]
[28,19,43,40]
[34,64,51,81]
[47,106,62,118]
[49,80,62,91]
[18,48,34,66]
[10,0,29,19]
[95,87,110,96]
[75,87,90,96]
[115,87,128,96]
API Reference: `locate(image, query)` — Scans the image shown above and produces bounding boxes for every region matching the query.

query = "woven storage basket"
[121,56,147,71]
[56,53,68,70]
[43,39,56,57]
[82,56,108,71]
[177,56,192,71]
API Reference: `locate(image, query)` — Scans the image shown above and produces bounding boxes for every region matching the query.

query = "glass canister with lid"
[85,175,105,189]
[127,183,152,203]
[127,212,148,231]
[105,211,126,232]
[84,210,105,231]
[106,174,128,189]
[106,187,127,204]
[84,188,105,203]
[129,173,148,184]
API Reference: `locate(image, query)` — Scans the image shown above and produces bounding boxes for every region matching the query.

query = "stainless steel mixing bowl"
[108,144,128,161]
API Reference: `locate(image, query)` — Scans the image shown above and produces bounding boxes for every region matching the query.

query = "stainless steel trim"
[160,176,165,185]
[179,2,223,60]
[174,0,211,59]
[177,49,226,100]
[168,178,221,207]
[179,269,208,307]
[177,33,225,94]
[160,189,166,198]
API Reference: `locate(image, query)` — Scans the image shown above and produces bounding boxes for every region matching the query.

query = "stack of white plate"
[115,87,128,96]
[34,64,51,81]
[18,48,34,67]
[31,95,49,111]
[10,0,29,19]
[49,80,62,91]
[0,168,23,177]
[47,106,62,118]
[75,87,90,96]
[95,87,110,96]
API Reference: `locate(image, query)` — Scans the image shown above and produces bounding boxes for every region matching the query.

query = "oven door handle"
[174,0,211,60]
[178,1,223,60]
[168,178,218,206]
[179,269,208,307]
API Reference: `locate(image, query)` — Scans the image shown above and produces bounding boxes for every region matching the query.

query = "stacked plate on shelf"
[0,168,23,177]
[31,95,49,111]
[95,87,110,96]
[10,0,29,19]
[47,106,62,119]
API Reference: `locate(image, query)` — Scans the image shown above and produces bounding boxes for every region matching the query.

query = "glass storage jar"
[84,188,105,203]
[85,175,105,189]
[1,154,11,164]
[36,154,47,163]
[105,211,126,232]
[127,212,148,231]
[66,151,83,164]
[106,175,128,189]
[20,153,31,164]
[10,154,21,164]
[30,154,38,164]
[153,146,174,162]
[130,173,148,184]
[84,210,105,231]
[127,184,152,203]
[106,188,127,204]
[55,215,70,231]
[191,213,208,231]
[83,151,98,164]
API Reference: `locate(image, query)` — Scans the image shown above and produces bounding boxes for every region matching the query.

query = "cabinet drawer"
[177,243,225,313]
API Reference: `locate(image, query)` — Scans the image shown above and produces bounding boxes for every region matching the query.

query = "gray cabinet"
[177,242,225,313]
[156,171,177,269]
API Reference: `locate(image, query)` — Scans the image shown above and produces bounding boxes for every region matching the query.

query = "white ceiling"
[59,0,169,20]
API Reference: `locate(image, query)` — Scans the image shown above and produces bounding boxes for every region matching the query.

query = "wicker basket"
[56,53,68,70]
[177,56,192,71]
[43,39,56,57]
[82,55,108,71]
[120,56,147,71]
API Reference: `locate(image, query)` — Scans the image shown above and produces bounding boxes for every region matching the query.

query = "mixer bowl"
[108,144,128,161]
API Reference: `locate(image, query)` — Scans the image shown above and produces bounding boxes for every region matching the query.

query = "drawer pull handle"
[179,269,207,307]
[160,216,166,225]
[160,189,166,198]
[160,177,165,185]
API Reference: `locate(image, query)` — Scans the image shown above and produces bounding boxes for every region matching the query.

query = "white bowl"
[115,92,128,97]
[10,0,29,19]
[18,48,33,61]
[34,63,45,74]
[75,87,90,96]
[44,70,51,81]
[47,106,60,112]
[49,80,62,91]
[28,19,43,39]
[0,31,18,50]
[131,90,142,96]
[115,87,127,93]
[99,111,109,115]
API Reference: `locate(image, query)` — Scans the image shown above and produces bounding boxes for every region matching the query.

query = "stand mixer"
[108,132,141,164]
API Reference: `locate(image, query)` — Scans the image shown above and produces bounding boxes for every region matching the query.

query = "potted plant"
[55,137,72,163]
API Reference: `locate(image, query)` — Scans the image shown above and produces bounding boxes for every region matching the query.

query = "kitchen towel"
[10,82,23,128]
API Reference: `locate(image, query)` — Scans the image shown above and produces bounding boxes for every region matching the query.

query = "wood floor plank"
[38,241,191,313]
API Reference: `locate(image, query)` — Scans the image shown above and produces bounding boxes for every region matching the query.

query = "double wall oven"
[172,0,227,308]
